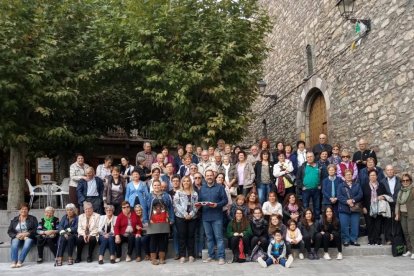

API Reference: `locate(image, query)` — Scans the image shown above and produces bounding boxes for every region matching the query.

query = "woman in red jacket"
[114,201,142,262]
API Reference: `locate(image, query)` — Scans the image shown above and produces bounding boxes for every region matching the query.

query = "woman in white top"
[96,155,113,180]
[262,191,283,220]
[273,152,294,202]
[69,153,90,208]
[98,205,117,264]
[235,150,255,197]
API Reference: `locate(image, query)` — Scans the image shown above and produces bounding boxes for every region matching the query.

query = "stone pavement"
[1,256,414,276]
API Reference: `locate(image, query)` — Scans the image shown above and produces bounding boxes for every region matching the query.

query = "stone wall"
[247,0,414,173]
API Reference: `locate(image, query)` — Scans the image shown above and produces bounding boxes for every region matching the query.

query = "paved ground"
[1,256,414,276]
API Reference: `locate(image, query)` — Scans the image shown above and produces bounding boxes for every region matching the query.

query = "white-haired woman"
[36,206,59,263]
[56,203,78,266]
[98,205,117,264]
[75,201,100,263]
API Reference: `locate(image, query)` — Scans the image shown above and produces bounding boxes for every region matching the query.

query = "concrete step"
[0,238,178,263]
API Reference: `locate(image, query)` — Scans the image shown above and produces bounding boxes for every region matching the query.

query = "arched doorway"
[309,90,327,147]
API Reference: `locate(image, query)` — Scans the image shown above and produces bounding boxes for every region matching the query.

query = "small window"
[306,45,313,76]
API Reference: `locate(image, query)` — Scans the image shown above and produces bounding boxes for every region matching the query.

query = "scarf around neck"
[398,184,413,205]
[44,216,54,231]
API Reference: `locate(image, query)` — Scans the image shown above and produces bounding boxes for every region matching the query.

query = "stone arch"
[296,75,331,146]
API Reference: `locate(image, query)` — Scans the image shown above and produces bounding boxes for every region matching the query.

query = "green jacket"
[226,220,252,238]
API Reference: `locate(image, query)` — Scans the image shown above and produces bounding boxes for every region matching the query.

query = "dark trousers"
[80,197,103,215]
[314,232,342,253]
[37,235,58,258]
[69,186,78,209]
[175,217,197,257]
[150,233,168,253]
[365,214,382,244]
[286,240,305,254]
[76,236,97,260]
[302,234,315,253]
[116,235,135,257]
[250,235,268,252]
[57,235,76,257]
[112,203,122,216]
[135,235,150,257]
[302,188,321,218]
[229,236,249,259]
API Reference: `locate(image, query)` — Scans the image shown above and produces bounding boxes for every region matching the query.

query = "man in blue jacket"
[198,169,228,265]
[77,167,104,214]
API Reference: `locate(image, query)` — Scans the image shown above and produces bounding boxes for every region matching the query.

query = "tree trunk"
[7,144,27,210]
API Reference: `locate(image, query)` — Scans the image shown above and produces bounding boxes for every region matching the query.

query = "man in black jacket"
[380,165,402,244]
[77,167,104,214]
[352,138,377,172]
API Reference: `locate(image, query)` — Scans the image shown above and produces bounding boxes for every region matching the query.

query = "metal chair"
[26,179,47,208]
[52,178,70,208]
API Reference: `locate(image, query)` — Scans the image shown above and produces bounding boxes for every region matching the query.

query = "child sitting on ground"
[257,230,294,268]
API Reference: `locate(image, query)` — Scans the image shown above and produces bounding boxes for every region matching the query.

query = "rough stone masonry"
[247,0,414,174]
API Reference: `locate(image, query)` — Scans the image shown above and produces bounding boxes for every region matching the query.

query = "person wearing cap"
[56,203,78,266]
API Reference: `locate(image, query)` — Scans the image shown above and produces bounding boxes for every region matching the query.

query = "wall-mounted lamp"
[336,0,371,34]
[257,79,278,100]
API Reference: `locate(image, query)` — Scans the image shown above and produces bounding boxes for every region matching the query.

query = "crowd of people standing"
[7,136,414,269]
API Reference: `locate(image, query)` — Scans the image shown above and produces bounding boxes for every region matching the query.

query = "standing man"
[296,152,321,218]
[198,150,216,177]
[312,134,332,161]
[198,170,228,265]
[77,167,104,215]
[380,165,402,244]
[160,163,175,191]
[352,138,377,172]
[216,139,226,156]
[136,142,157,169]
[185,144,199,164]
[247,144,260,167]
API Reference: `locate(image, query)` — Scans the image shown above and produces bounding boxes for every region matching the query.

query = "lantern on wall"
[335,0,355,19]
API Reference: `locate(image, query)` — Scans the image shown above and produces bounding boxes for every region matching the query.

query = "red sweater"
[114,212,142,236]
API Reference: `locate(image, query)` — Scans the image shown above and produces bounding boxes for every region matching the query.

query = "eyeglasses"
[194,177,202,179]
[342,156,350,158]
[402,179,411,183]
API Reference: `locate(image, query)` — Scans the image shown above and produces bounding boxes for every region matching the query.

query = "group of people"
[7,136,414,269]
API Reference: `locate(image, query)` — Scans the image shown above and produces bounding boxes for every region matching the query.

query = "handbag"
[391,218,405,257]
[345,187,362,213]
[248,244,267,262]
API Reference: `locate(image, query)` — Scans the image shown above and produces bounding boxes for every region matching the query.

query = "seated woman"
[134,204,149,261]
[75,201,100,263]
[143,180,174,265]
[36,206,59,263]
[246,191,261,219]
[8,203,38,268]
[250,207,269,252]
[227,208,252,262]
[56,203,78,266]
[98,205,117,264]
[282,193,303,224]
[229,195,248,220]
[262,192,283,221]
[285,219,305,260]
[314,206,343,260]
[268,214,287,239]
[114,201,142,262]
[298,208,319,260]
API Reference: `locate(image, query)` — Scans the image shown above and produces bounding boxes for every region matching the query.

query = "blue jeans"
[203,220,225,259]
[11,238,34,263]
[339,212,360,243]
[172,223,179,255]
[265,255,287,267]
[257,183,271,206]
[195,218,205,257]
[302,188,321,217]
[135,235,150,257]
[98,235,115,256]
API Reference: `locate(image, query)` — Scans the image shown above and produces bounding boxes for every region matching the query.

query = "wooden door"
[309,92,327,147]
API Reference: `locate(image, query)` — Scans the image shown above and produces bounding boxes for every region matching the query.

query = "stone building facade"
[247,0,414,173]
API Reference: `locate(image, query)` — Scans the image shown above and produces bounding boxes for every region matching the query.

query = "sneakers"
[125,255,132,262]
[299,253,304,260]
[258,257,267,268]
[285,255,294,268]
[411,254,414,260]
[336,253,343,260]
[218,258,225,265]
[189,256,195,263]
[323,253,331,260]
[203,257,213,263]
[115,258,121,263]
[403,251,412,257]
[180,257,185,264]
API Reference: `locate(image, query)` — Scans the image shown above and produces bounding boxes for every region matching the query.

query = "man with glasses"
[296,152,321,218]
[380,165,402,244]
[312,134,333,161]
[352,138,377,171]
[198,170,228,265]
